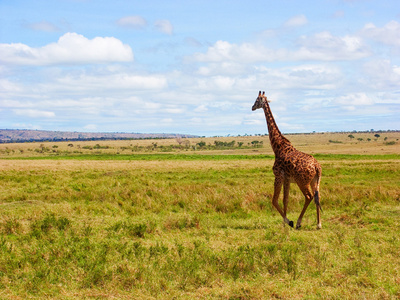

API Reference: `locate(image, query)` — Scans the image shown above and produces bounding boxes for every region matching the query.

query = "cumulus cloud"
[361,20,400,48]
[0,33,134,65]
[296,31,371,60]
[250,64,342,92]
[337,93,374,107]
[362,59,400,89]
[191,31,370,64]
[191,40,283,63]
[154,20,173,35]
[2,14,399,135]
[117,16,147,29]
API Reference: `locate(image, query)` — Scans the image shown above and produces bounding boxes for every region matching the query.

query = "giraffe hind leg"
[312,171,322,229]
[296,185,313,230]
[314,191,322,229]
[314,191,322,212]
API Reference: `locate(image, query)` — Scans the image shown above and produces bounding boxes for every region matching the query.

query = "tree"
[175,137,183,145]
[196,141,206,148]
[348,134,355,139]
[374,134,380,138]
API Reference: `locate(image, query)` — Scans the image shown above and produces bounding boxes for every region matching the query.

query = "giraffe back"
[273,149,321,186]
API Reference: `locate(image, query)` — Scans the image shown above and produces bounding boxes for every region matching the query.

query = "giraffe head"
[252,91,270,111]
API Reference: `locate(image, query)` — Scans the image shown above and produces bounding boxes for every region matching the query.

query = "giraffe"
[252,91,322,229]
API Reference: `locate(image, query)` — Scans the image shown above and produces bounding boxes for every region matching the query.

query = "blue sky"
[1,0,399,136]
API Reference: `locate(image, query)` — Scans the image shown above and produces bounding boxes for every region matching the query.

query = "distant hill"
[0,129,198,143]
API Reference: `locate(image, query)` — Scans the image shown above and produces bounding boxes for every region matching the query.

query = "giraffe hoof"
[288,221,294,228]
[296,225,301,230]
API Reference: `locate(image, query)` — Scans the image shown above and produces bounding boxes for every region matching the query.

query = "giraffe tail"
[313,167,322,212]
[314,191,322,213]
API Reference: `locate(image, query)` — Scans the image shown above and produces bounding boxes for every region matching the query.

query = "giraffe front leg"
[272,176,293,227]
[283,178,290,217]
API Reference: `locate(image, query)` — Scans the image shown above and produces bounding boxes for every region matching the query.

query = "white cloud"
[248,64,342,91]
[0,99,31,108]
[0,79,23,93]
[296,31,370,60]
[14,109,55,118]
[2,12,399,135]
[337,93,374,106]
[191,40,284,63]
[184,37,202,48]
[361,20,400,48]
[154,20,173,35]
[285,64,342,88]
[189,117,203,124]
[84,124,97,131]
[12,123,42,130]
[165,107,185,114]
[117,16,147,29]
[191,31,370,64]
[161,118,174,124]
[213,76,236,90]
[243,113,265,126]
[0,33,134,65]
[194,105,208,113]
[362,59,400,89]
[283,15,308,28]
[279,122,306,132]
[26,21,60,32]
[53,73,167,91]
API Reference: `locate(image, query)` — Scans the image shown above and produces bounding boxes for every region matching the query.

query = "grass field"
[1,133,400,299]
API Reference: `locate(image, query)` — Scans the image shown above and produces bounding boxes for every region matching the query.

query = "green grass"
[1,155,400,298]
[2,152,400,161]
[2,153,274,161]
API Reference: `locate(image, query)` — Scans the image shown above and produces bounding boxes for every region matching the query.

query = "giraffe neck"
[262,102,294,156]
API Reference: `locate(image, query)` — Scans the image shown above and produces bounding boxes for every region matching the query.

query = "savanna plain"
[0,132,400,299]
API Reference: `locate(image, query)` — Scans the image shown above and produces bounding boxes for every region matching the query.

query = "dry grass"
[1,131,399,158]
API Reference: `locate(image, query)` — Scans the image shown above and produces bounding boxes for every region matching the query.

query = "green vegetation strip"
[2,153,399,161]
